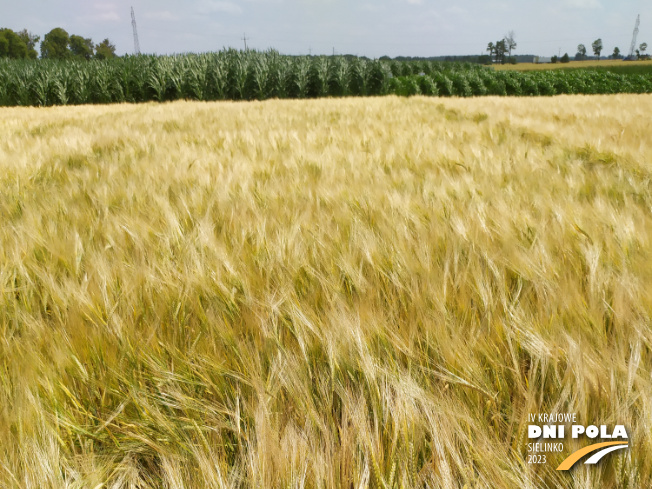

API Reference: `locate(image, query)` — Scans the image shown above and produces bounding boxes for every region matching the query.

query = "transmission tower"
[131,7,141,55]
[629,14,640,58]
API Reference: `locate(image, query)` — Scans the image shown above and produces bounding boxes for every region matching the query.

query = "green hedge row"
[1,50,651,106]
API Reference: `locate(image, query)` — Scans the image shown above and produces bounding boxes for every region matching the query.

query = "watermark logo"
[526,412,629,470]
[556,442,629,470]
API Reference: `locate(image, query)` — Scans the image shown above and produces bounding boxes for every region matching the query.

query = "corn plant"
[148,57,171,102]
[205,54,228,100]
[50,67,69,105]
[329,56,350,96]
[249,53,270,100]
[417,75,438,96]
[308,56,330,98]
[91,63,120,103]
[225,50,250,100]
[349,57,369,95]
[519,73,540,96]
[12,66,34,105]
[368,60,392,95]
[501,72,523,96]
[168,55,186,100]
[466,72,488,96]
[291,56,311,98]
[432,72,454,96]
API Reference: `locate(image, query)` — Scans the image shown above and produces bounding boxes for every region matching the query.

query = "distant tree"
[0,29,28,59]
[592,38,603,60]
[485,39,509,63]
[94,38,116,60]
[486,42,495,62]
[495,39,507,64]
[576,44,587,61]
[41,27,70,59]
[17,29,39,59]
[505,30,517,57]
[640,43,648,56]
[636,49,641,59]
[612,47,620,59]
[69,35,94,60]
[551,55,559,64]
[561,53,570,63]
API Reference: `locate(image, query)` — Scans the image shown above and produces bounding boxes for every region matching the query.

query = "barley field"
[1,95,652,488]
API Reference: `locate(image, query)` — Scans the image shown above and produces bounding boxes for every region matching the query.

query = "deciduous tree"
[486,42,495,62]
[592,38,603,60]
[17,29,39,59]
[0,28,28,59]
[70,35,94,60]
[495,39,507,64]
[95,38,116,60]
[41,28,70,59]
[505,31,517,57]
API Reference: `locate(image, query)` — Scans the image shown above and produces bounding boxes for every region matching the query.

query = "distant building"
[533,56,552,64]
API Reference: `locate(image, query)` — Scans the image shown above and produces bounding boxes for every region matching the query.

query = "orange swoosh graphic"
[556,442,628,471]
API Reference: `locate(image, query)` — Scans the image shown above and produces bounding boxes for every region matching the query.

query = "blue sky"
[3,0,651,58]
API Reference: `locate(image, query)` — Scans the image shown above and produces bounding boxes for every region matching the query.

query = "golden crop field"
[2,95,652,488]
[494,59,652,71]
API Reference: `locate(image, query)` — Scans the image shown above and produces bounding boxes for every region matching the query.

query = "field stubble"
[1,95,652,488]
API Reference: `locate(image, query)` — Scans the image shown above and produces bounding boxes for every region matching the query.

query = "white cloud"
[446,6,468,15]
[198,1,244,14]
[359,3,385,12]
[405,0,424,5]
[81,7,121,23]
[145,11,178,21]
[96,12,120,21]
[77,3,121,22]
[567,0,602,9]
[93,2,118,11]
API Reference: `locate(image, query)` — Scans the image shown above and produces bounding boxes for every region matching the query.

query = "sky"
[3,0,652,58]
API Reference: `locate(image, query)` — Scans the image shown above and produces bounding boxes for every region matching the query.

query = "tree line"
[0,27,116,60]
[573,39,647,61]
[485,31,517,64]
[483,33,650,65]
[573,40,606,61]
[551,39,649,63]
